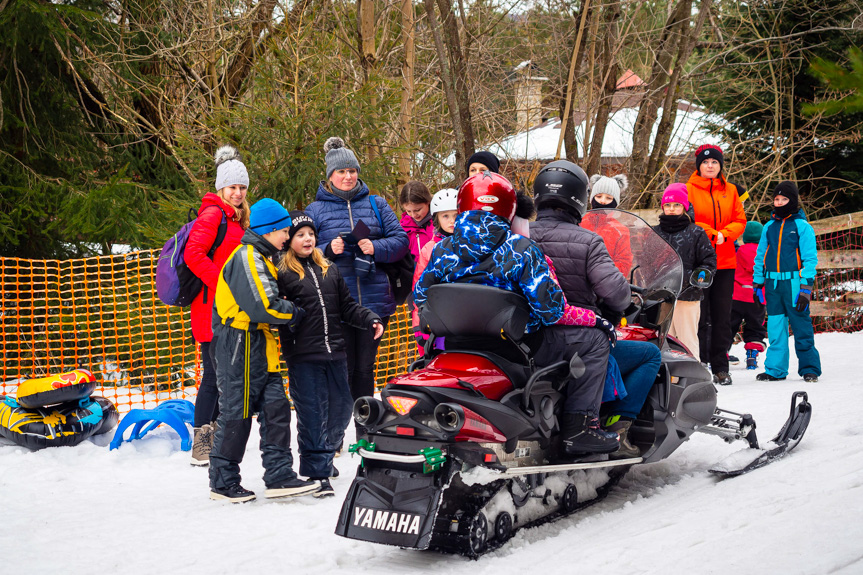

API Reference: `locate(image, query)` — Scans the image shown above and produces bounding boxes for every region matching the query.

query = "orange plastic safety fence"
[0,250,420,413]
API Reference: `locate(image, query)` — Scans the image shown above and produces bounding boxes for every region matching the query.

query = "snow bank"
[2,332,862,574]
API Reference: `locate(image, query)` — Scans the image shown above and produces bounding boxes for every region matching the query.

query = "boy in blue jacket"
[753,182,821,382]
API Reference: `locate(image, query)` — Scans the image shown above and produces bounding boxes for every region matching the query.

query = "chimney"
[514,60,548,132]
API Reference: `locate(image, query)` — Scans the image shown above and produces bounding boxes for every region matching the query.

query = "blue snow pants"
[603,340,662,419]
[764,279,822,378]
[288,359,353,479]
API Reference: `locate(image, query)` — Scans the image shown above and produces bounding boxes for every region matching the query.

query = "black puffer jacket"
[276,256,380,364]
[653,218,717,302]
[530,208,631,314]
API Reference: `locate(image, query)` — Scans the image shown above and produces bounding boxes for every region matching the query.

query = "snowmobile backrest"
[419,284,531,341]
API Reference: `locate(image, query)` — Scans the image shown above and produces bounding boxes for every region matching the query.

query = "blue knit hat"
[741,220,763,244]
[249,198,292,235]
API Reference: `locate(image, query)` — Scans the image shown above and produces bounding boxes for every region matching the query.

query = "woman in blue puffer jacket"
[305,137,409,403]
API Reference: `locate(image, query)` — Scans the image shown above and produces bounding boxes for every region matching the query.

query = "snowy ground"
[2,332,862,575]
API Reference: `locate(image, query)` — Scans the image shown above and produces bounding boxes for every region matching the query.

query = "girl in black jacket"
[653,184,717,360]
[277,211,383,496]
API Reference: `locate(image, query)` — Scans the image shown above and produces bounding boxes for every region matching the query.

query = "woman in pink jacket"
[184,146,249,466]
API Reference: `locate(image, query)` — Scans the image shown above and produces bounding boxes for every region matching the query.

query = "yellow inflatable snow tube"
[0,369,118,450]
[16,369,97,409]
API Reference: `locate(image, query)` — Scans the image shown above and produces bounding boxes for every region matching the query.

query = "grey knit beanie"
[214,146,250,191]
[324,137,361,180]
[589,174,628,205]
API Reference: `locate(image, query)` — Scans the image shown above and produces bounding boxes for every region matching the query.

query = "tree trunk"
[436,0,474,172]
[585,1,621,177]
[556,0,593,162]
[396,0,415,185]
[628,0,691,196]
[423,0,467,181]
[647,0,713,182]
[222,0,280,102]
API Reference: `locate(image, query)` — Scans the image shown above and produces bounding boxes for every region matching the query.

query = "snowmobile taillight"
[457,407,507,443]
[387,396,418,416]
[396,426,416,436]
[484,453,497,463]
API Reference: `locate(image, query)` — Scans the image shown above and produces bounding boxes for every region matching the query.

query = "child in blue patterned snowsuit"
[753,182,821,382]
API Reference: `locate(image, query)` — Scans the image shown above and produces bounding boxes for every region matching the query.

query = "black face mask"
[591,197,618,210]
[658,213,690,233]
[772,196,799,220]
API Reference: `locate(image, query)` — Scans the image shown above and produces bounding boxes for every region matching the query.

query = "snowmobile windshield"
[582,209,683,296]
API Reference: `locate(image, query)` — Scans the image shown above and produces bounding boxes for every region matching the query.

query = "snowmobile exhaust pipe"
[354,396,386,427]
[434,403,465,433]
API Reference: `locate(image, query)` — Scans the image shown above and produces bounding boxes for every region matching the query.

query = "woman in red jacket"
[185,146,250,465]
[686,144,747,386]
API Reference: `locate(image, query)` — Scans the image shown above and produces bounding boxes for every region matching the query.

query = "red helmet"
[457,171,517,222]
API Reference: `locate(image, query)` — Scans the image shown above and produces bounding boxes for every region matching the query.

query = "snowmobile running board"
[503,457,642,475]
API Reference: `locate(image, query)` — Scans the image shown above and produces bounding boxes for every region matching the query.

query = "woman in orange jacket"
[686,144,746,385]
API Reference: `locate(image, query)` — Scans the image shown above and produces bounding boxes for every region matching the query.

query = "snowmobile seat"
[419,284,531,343]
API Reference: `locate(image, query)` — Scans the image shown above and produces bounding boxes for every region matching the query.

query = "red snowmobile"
[335,210,811,557]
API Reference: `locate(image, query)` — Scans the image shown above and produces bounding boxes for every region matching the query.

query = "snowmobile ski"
[709,391,811,477]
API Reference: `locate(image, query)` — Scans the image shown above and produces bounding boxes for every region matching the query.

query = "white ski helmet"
[430,188,458,215]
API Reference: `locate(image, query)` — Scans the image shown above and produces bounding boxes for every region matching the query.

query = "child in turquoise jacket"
[753,182,821,382]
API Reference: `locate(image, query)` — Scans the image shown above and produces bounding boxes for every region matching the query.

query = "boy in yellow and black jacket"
[209,198,319,503]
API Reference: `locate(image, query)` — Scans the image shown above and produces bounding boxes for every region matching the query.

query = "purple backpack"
[156,206,227,307]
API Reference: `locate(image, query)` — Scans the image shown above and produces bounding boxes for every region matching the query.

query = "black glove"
[796,286,811,313]
[596,316,617,346]
[597,303,624,327]
[287,305,306,332]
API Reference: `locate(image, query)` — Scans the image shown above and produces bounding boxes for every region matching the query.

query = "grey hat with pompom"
[589,174,628,205]
[324,137,361,180]
[214,146,249,191]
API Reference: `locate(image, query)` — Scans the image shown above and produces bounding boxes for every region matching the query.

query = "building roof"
[484,102,723,161]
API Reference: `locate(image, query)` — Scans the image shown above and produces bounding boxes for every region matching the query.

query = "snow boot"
[210,484,256,503]
[560,412,619,456]
[728,355,740,366]
[803,373,819,382]
[313,478,335,498]
[603,416,640,459]
[191,423,215,466]
[264,476,319,499]
[745,349,759,370]
[331,466,340,479]
[713,372,732,386]
[756,372,785,381]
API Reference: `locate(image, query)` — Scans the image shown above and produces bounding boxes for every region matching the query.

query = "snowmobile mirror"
[689,268,714,289]
[569,353,586,379]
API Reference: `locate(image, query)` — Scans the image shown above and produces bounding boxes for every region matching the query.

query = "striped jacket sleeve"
[227,245,299,325]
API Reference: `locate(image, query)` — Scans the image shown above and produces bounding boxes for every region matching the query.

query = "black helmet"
[533,160,590,219]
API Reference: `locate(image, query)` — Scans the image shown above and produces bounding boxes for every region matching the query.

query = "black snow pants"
[698,268,735,374]
[530,325,610,416]
[209,323,298,490]
[729,300,767,347]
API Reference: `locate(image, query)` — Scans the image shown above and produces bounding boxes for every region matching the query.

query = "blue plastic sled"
[109,399,195,451]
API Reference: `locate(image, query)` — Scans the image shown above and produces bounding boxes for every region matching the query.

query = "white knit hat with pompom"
[214,146,249,191]
[589,174,628,205]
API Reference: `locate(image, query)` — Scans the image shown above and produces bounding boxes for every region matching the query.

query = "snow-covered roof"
[483,103,723,162]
